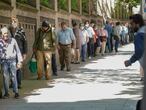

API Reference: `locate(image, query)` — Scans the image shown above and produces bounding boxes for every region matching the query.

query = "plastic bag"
[28,53,37,74]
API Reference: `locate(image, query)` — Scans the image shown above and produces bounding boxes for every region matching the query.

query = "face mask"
[94,27,97,30]
[80,27,84,30]
[3,34,8,41]
[85,24,89,27]
[12,23,18,28]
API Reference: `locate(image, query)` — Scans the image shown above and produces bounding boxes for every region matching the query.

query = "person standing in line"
[33,20,56,80]
[113,22,122,53]
[79,23,89,62]
[9,17,28,89]
[84,21,95,59]
[104,21,113,52]
[57,22,76,71]
[1,27,23,98]
[72,22,81,64]
[51,25,57,76]
[98,26,108,56]
[0,36,5,98]
[93,24,101,56]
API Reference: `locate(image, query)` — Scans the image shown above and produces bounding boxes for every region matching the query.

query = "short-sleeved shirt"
[85,26,95,38]
[57,28,75,45]
[81,29,89,45]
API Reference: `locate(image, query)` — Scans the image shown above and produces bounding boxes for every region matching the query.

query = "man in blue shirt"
[57,22,76,71]
[104,21,112,52]
[124,14,145,81]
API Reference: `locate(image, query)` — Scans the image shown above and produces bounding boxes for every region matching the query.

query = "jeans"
[51,54,57,74]
[115,40,119,52]
[107,37,111,52]
[81,44,87,61]
[2,59,18,94]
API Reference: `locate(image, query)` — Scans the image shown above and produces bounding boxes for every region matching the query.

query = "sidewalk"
[0,44,143,110]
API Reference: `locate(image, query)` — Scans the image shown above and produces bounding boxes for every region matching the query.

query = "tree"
[117,0,140,16]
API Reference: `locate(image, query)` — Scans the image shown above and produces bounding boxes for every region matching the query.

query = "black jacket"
[10,27,28,55]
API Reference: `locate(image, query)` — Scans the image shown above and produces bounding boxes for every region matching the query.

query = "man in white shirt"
[0,27,23,99]
[84,21,95,59]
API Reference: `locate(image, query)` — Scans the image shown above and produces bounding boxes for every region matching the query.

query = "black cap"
[42,20,50,27]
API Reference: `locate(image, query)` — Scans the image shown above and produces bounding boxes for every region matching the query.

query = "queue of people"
[0,17,133,99]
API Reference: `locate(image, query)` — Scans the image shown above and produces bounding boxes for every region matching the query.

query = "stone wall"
[0,0,103,78]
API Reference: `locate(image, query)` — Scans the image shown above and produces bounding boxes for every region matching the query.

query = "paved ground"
[0,44,143,110]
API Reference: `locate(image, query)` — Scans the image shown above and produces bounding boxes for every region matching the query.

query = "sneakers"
[3,93,9,99]
[14,93,19,99]
[60,65,65,71]
[67,68,71,72]
[2,93,19,99]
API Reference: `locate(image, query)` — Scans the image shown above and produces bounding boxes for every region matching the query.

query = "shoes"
[74,62,80,64]
[53,72,58,76]
[3,93,9,99]
[101,54,104,56]
[71,62,75,64]
[82,60,85,62]
[18,85,22,89]
[46,77,51,80]
[37,77,41,80]
[61,66,65,71]
[14,93,19,99]
[67,68,71,71]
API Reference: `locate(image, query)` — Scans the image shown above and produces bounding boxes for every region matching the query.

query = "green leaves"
[58,0,68,11]
[71,0,79,12]
[40,0,54,9]
[117,0,140,7]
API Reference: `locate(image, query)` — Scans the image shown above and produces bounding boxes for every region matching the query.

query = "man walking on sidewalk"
[1,27,23,98]
[33,20,56,80]
[9,17,28,89]
[124,14,145,81]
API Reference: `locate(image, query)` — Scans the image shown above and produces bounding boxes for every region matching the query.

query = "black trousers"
[51,54,57,74]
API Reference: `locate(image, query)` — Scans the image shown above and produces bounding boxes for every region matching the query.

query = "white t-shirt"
[81,29,89,45]
[86,26,95,38]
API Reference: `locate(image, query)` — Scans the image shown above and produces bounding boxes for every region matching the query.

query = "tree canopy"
[117,0,140,7]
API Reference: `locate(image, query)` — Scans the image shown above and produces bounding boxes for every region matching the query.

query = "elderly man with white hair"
[0,27,23,99]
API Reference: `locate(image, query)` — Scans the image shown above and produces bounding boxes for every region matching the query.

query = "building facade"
[0,0,105,77]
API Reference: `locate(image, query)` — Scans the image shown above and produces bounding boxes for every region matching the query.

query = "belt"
[59,43,71,46]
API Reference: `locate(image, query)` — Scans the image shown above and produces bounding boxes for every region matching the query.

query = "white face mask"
[80,26,84,30]
[12,22,18,28]
[85,24,89,27]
